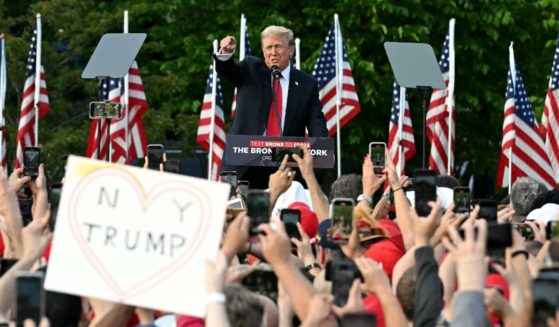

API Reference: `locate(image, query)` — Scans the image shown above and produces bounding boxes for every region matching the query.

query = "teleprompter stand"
[384,42,445,168]
[81,33,146,161]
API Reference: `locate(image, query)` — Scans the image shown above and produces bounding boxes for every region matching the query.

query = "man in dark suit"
[215,26,327,187]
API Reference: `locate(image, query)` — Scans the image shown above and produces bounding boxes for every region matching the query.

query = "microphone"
[271,65,281,80]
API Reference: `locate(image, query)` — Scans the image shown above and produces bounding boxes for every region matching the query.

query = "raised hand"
[220,36,236,54]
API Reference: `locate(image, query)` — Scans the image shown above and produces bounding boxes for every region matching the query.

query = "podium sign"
[225,135,335,168]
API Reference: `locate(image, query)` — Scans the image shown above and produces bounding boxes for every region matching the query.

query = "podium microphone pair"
[271,65,282,80]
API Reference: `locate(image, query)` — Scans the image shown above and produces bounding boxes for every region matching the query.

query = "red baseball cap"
[287,202,319,238]
[377,219,405,253]
[364,239,404,280]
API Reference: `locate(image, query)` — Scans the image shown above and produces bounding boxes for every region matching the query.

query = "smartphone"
[246,190,270,234]
[280,209,301,239]
[413,169,437,217]
[237,180,249,196]
[18,196,33,227]
[220,171,238,197]
[241,270,278,299]
[514,222,535,241]
[547,221,559,240]
[328,198,355,242]
[163,159,180,174]
[340,313,377,327]
[453,187,471,214]
[88,101,122,119]
[459,222,513,250]
[369,142,386,176]
[16,271,45,326]
[532,277,559,326]
[325,260,363,307]
[147,144,164,170]
[272,147,303,166]
[23,147,40,179]
[48,183,63,231]
[477,199,497,222]
[0,258,18,277]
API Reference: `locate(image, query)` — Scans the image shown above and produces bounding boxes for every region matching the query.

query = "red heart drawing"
[66,168,213,301]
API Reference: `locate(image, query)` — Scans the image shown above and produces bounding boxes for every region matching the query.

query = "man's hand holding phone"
[27,164,48,221]
[8,168,31,193]
[292,146,314,181]
[362,155,386,198]
[257,221,292,268]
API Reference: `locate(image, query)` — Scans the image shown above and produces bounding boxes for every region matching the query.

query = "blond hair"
[260,25,294,45]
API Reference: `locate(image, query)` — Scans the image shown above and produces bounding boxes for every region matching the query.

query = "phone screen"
[163,160,180,174]
[16,272,44,326]
[369,142,386,175]
[220,172,238,197]
[49,184,62,231]
[547,221,559,239]
[329,199,354,241]
[340,313,377,327]
[18,197,33,227]
[459,222,512,250]
[327,260,361,307]
[478,199,497,222]
[453,187,471,214]
[413,170,437,217]
[237,180,249,196]
[515,223,535,241]
[147,144,164,170]
[280,209,301,239]
[23,147,40,178]
[247,191,270,233]
[533,278,559,325]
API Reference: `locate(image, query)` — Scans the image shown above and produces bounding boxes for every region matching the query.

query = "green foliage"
[1,0,559,189]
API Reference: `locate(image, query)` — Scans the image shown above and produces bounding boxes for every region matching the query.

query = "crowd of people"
[0,146,557,327]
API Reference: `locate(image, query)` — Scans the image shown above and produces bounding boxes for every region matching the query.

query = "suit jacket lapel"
[259,64,272,133]
[284,67,300,135]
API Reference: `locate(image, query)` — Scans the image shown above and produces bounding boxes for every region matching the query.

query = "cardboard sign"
[44,156,229,317]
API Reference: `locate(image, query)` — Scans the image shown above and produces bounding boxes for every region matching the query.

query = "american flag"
[427,31,455,176]
[196,57,226,181]
[497,64,556,189]
[85,62,148,163]
[388,82,415,175]
[312,23,360,136]
[15,22,49,168]
[0,35,7,172]
[540,33,559,183]
[231,17,252,119]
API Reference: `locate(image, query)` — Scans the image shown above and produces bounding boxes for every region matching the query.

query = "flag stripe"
[312,25,360,137]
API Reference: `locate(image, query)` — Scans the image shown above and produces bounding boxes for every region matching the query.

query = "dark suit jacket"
[214,55,328,137]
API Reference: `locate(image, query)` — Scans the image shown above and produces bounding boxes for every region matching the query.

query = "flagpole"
[334,14,342,178]
[123,10,130,163]
[508,42,516,194]
[397,86,405,177]
[34,14,41,147]
[208,40,218,181]
[0,35,5,174]
[295,38,301,70]
[240,14,246,60]
[446,18,455,175]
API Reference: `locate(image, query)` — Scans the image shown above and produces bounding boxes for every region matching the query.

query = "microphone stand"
[271,71,282,136]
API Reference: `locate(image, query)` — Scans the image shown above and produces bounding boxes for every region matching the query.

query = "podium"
[225,135,335,168]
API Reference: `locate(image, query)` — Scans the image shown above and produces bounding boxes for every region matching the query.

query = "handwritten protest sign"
[44,156,229,317]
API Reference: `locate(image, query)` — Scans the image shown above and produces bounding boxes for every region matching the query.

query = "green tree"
[1,0,558,194]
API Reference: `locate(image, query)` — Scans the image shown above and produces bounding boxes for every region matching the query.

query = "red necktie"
[266,78,282,136]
